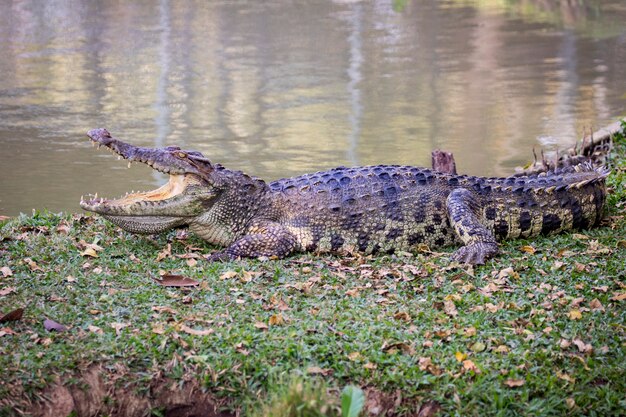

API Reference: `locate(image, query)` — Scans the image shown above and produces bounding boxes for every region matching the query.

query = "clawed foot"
[205,251,235,262]
[452,243,498,265]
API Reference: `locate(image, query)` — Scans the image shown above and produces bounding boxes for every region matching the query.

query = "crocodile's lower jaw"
[102,215,186,234]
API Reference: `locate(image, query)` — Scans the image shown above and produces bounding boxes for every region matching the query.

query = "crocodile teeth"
[128,162,132,169]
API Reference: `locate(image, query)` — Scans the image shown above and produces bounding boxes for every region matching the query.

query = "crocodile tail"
[546,163,609,229]
[487,162,610,236]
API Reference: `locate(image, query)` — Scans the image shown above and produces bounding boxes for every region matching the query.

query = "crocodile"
[80,128,609,264]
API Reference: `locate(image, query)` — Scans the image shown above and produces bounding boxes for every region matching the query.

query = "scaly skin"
[80,129,609,264]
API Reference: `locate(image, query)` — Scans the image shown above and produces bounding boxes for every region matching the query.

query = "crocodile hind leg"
[446,188,499,264]
[207,223,298,261]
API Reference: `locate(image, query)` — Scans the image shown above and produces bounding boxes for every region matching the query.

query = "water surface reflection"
[0,0,624,215]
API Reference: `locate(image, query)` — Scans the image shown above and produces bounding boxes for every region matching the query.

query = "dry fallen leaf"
[556,370,575,383]
[0,266,12,277]
[586,240,611,255]
[566,398,576,409]
[462,359,480,373]
[80,247,99,258]
[589,298,605,312]
[55,223,71,235]
[551,261,565,271]
[493,345,509,353]
[559,339,571,349]
[610,292,626,301]
[44,318,67,332]
[345,288,360,297]
[254,321,269,331]
[240,270,259,283]
[444,299,458,317]
[485,303,500,313]
[570,297,584,307]
[470,341,486,352]
[418,356,433,371]
[497,267,519,279]
[220,270,238,280]
[39,337,53,346]
[24,258,44,272]
[155,244,172,262]
[363,362,377,370]
[444,293,462,302]
[235,342,250,356]
[520,245,536,254]
[434,329,452,339]
[574,262,587,272]
[306,366,332,376]
[154,275,199,287]
[110,322,129,335]
[567,310,582,320]
[0,287,16,297]
[382,342,415,355]
[268,314,284,326]
[179,323,214,336]
[504,379,525,387]
[0,327,16,337]
[572,339,593,353]
[463,326,477,337]
[0,308,24,323]
[347,352,362,361]
[88,325,103,335]
[454,351,467,362]
[394,311,411,322]
[417,357,441,375]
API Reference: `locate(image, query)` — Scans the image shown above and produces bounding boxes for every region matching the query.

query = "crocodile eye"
[177,152,187,158]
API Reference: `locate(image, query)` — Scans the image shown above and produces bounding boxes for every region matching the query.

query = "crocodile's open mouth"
[79,128,207,215]
[79,173,201,212]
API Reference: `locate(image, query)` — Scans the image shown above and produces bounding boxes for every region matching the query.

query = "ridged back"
[265,164,608,252]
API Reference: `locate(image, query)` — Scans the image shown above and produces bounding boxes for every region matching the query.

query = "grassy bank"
[1,125,625,416]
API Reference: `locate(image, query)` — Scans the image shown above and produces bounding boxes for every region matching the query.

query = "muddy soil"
[26,367,234,417]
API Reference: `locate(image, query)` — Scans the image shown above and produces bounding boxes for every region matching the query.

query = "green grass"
[1,124,625,416]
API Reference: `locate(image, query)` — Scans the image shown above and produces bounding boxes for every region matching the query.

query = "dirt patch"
[363,388,441,417]
[26,366,234,417]
[12,368,439,417]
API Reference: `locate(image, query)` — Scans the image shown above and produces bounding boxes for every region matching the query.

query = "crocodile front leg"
[207,222,298,261]
[446,188,499,264]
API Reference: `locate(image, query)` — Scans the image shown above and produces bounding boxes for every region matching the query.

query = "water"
[0,0,624,216]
